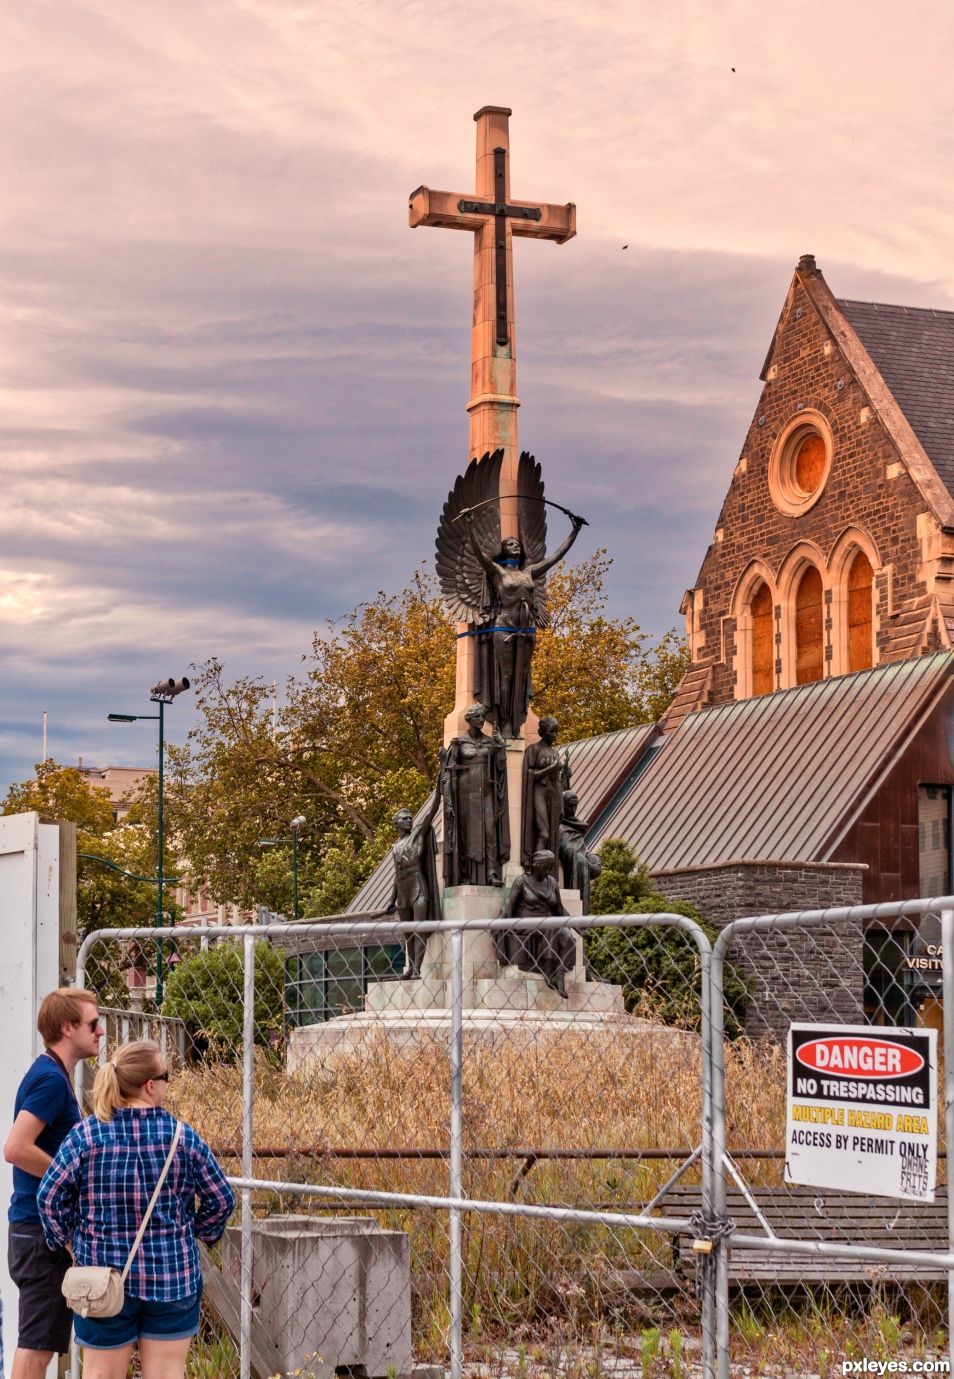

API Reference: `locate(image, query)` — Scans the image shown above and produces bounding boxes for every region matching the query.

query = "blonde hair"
[37,988,99,1048]
[92,1040,164,1122]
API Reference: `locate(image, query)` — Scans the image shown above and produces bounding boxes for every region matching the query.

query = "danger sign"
[785,1022,937,1201]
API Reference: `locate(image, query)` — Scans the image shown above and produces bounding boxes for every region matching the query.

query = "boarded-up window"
[795,565,824,685]
[847,550,874,672]
[794,433,827,495]
[751,581,774,696]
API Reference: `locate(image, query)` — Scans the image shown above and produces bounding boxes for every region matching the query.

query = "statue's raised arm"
[435,450,588,739]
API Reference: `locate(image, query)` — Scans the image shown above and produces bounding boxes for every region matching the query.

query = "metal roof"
[591,653,954,872]
[346,722,657,914]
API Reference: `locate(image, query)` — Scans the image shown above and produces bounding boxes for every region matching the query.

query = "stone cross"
[409,105,575,742]
[409,104,574,538]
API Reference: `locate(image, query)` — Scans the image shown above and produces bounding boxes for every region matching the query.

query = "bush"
[163,940,285,1054]
[585,839,749,1036]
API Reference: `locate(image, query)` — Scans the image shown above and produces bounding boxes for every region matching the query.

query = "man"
[3,988,103,1379]
[387,777,442,978]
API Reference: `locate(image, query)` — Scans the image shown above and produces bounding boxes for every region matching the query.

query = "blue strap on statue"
[457,626,537,638]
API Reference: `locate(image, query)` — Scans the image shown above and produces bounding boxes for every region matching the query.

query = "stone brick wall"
[685,264,932,706]
[653,860,867,1039]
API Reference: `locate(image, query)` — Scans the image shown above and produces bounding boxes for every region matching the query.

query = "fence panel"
[708,897,954,1379]
[77,913,714,1379]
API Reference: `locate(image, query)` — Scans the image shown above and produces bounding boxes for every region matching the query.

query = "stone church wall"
[687,268,930,706]
[653,859,866,1039]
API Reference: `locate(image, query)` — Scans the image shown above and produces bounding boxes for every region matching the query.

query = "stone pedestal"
[223,1215,411,1379]
[287,877,634,1068]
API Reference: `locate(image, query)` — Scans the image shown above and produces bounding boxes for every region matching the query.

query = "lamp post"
[259,815,306,920]
[108,675,190,1004]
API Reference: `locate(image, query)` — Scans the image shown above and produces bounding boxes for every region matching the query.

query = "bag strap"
[120,1120,183,1284]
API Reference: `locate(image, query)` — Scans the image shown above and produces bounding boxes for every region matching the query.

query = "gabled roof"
[761,259,954,528]
[346,723,657,914]
[839,300,954,500]
[590,653,954,872]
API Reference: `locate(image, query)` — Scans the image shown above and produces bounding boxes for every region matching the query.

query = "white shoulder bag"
[62,1120,183,1319]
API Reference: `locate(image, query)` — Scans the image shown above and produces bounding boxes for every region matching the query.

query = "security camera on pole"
[108,675,191,1004]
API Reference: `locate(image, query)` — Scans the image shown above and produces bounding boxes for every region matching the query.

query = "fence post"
[449,925,464,1379]
[240,933,256,1379]
[709,932,731,1379]
[699,942,717,1379]
[942,908,954,1372]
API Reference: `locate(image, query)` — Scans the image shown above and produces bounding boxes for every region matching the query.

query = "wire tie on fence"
[687,1208,735,1253]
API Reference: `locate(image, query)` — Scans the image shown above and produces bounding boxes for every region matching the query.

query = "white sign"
[785,1022,937,1201]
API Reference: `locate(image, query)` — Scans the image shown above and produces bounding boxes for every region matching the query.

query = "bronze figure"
[440,703,509,887]
[558,789,603,913]
[498,849,577,998]
[435,450,586,738]
[387,784,442,978]
[521,716,567,876]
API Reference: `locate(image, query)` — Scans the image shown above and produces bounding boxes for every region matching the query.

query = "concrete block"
[365,976,447,1012]
[223,1215,411,1379]
[565,978,626,1015]
[474,969,564,1011]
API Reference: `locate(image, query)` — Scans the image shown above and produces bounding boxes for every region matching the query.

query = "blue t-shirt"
[9,1052,81,1224]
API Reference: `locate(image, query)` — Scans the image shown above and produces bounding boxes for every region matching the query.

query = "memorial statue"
[558,790,603,913]
[386,783,442,978]
[435,449,586,738]
[440,703,509,887]
[497,849,578,998]
[521,715,567,876]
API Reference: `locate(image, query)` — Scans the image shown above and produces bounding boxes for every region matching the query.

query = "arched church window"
[795,565,824,685]
[847,550,874,672]
[751,581,774,696]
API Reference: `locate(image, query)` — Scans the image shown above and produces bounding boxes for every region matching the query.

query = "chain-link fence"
[74,899,954,1379]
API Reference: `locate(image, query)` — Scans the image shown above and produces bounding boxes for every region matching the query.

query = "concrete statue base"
[285,883,683,1072]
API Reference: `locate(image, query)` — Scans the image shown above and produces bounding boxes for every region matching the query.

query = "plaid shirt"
[37,1107,234,1301]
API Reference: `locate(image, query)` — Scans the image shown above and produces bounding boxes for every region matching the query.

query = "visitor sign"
[785,1022,937,1201]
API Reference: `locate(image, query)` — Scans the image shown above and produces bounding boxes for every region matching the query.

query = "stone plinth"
[223,1215,411,1379]
[286,878,641,1070]
[288,1006,691,1067]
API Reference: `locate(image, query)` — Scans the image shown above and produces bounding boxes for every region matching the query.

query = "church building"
[594,254,954,1034]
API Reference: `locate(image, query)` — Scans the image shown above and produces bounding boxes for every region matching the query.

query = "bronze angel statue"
[436,450,586,739]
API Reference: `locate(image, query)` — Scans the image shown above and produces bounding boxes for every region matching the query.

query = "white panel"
[0,813,59,1373]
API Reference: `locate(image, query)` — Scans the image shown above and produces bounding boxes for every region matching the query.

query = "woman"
[37,1041,234,1378]
[440,703,510,887]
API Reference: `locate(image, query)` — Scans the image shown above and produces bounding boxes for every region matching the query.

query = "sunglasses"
[152,1071,170,1083]
[82,1018,103,1033]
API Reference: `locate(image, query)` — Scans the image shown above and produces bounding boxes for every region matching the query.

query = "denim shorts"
[73,1282,202,1349]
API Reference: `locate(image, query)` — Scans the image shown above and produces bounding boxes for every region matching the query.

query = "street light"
[108,675,191,1003]
[259,815,306,920]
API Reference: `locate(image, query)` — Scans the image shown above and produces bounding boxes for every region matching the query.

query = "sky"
[2,0,954,795]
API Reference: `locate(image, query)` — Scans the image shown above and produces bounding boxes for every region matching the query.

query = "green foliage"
[1,761,178,1004]
[586,839,749,1036]
[167,559,687,914]
[163,941,285,1053]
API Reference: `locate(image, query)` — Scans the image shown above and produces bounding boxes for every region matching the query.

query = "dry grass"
[166,1034,948,1372]
[166,1031,790,1348]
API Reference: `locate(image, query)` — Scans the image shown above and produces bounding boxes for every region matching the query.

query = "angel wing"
[517,451,550,629]
[435,450,503,623]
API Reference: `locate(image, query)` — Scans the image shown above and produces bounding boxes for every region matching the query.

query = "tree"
[166,559,687,913]
[586,839,749,1036]
[2,762,180,1006]
[162,941,285,1055]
